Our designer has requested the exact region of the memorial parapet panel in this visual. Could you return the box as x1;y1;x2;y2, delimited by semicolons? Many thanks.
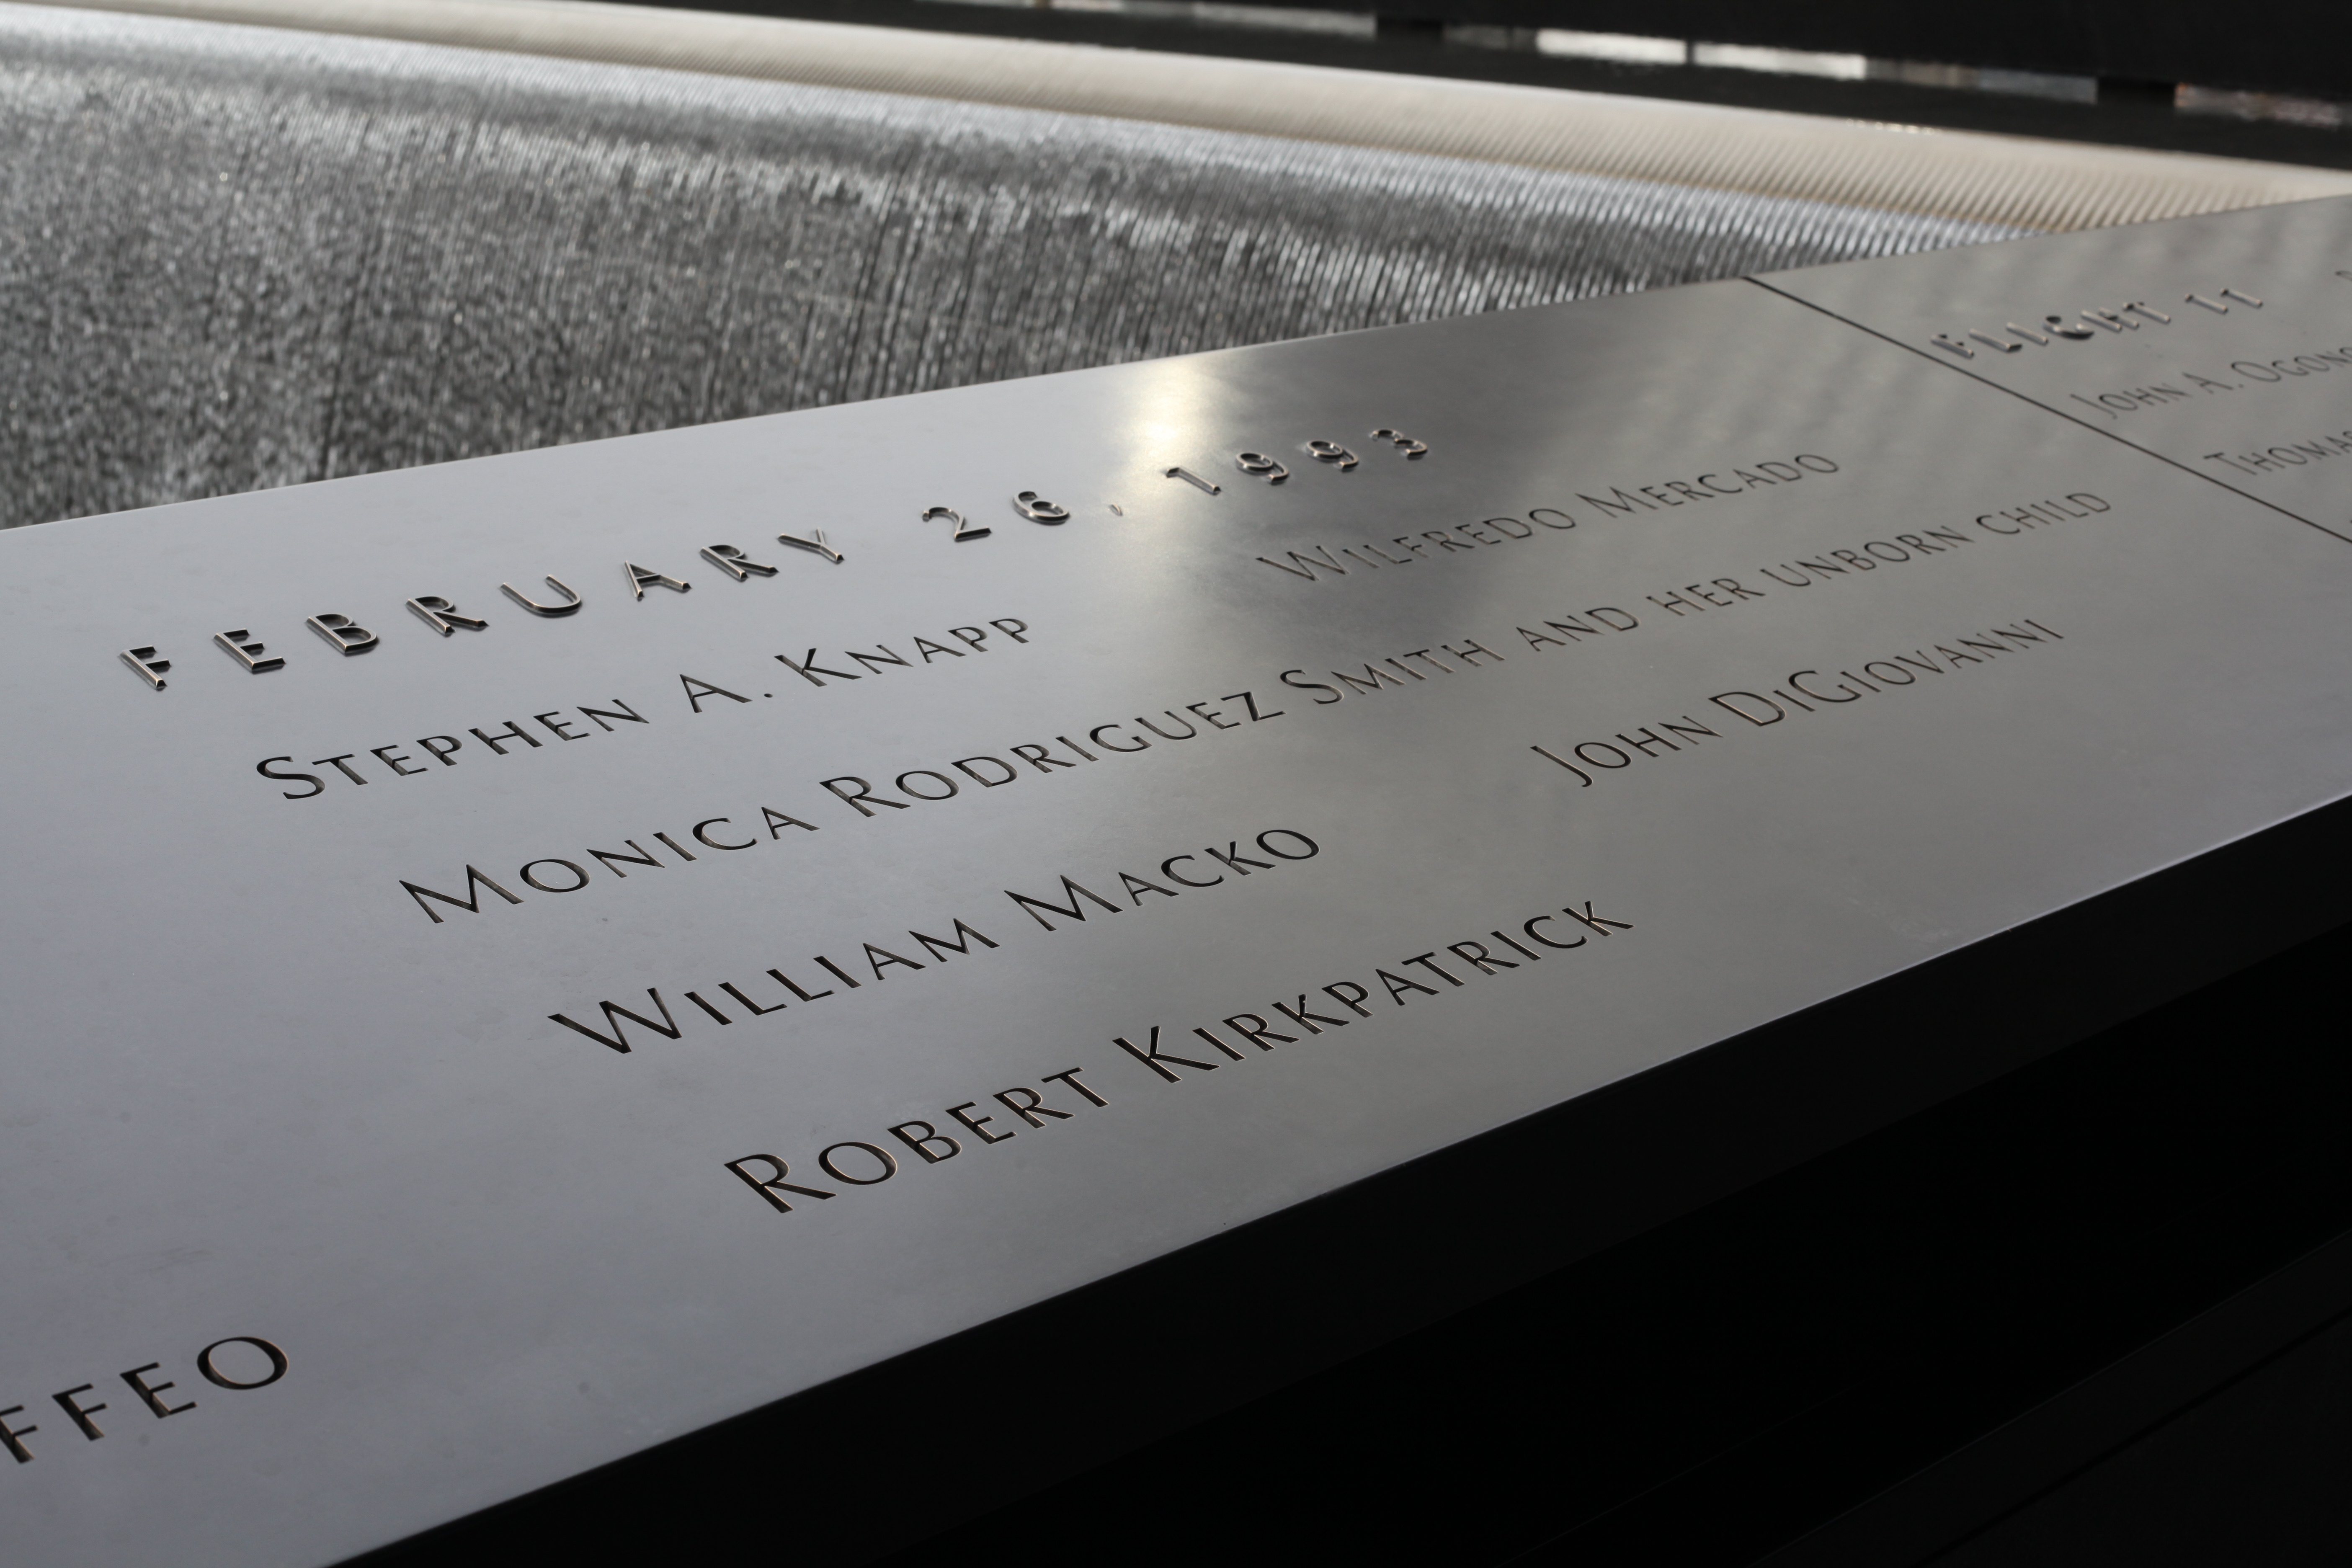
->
1758;196;2352;541
4;200;2352;1567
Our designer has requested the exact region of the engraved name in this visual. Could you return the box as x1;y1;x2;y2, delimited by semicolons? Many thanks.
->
2066;347;2352;420
1532;619;2066;787
543;829;1322;1054
258;618;1033;800
722;895;1632;1219
0;1336;286;1468
1257;454;1841;583
2202;427;2352;476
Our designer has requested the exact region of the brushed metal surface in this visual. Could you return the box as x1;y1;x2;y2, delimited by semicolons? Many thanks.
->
1758;197;2352;542
1;219;2350;1565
